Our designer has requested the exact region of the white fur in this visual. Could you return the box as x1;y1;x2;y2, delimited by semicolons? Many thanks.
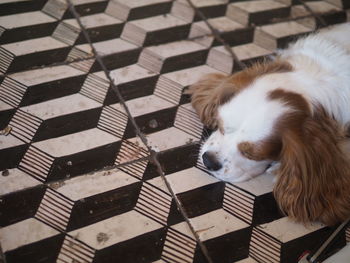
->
201;23;350;182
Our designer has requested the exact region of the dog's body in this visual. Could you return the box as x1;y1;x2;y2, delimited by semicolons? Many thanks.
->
188;23;350;225
281;23;350;124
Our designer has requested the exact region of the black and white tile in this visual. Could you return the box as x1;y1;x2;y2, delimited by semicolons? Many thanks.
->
1;0;349;262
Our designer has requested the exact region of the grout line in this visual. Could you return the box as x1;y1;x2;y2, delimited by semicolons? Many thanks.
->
0;1;340;262
296;0;328;27
65;1;333;263
148;152;215;263
67;1;151;152
0;56;93;77
185;0;246;71
0;6;329;79
66;1;214;263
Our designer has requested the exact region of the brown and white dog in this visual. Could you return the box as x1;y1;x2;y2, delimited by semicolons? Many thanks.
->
188;23;350;225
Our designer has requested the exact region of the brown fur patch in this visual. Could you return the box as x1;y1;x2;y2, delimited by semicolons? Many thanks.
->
230;59;293;95
236;88;304;162
270;89;350;225
238;139;282;161
187;60;293;128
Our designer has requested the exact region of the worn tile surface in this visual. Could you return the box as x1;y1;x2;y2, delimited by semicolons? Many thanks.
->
0;0;349;262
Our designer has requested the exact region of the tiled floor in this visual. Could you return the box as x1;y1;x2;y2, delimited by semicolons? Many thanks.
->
0;0;349;263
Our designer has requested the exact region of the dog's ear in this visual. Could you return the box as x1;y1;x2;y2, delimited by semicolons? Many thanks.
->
274;109;350;225
186;73;237;128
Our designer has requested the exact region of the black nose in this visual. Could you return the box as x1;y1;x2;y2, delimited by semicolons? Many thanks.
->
202;151;222;171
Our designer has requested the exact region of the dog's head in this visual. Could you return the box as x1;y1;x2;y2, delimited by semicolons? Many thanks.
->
187;61;293;182
188;60;350;225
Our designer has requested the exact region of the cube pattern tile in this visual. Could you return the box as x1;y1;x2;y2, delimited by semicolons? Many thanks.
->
0;0;349;263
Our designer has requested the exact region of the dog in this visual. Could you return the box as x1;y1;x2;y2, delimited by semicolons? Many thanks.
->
187;23;350;225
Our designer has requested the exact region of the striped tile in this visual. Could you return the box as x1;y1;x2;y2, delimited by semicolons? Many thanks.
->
249;228;281;263
8;109;42;143
174;104;203;139
18;146;54;182
42;0;68;19
35;187;75;231
161;227;196;263
56;235;95;263
97;106;128;139
135;182;172;224
52;21;81;46
0;77;27;107
223;184;255;224
79;73;110;103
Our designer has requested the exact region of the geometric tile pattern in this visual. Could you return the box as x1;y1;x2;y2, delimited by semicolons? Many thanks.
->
1;0;349;262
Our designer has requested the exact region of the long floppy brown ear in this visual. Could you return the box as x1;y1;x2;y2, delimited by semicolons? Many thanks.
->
274;108;350;225
186;73;238;128
186;73;229;128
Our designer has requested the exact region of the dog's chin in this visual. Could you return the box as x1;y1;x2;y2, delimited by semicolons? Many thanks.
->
208;168;262;183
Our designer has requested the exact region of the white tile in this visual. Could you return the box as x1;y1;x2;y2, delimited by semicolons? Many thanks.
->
0;218;59;252
2;37;68;56
112;95;174;117
109;64;156;85
146;176;169;193
229;0;286;12
93;38;138;56
130;14;188;32
151;260;167;263
21;94;101;120
259;21;311;38
190;209;249;241
69;210;163;249
54;169;138;201
0;134;24;150
0;168;41;195
0;0;30;3
162;65;222;87
235;258;258;263
0;101;13;111
178;0;228;7
33;128;119;157
146;127;198;151
145;40;206;58
10;65;85;86
258;217;324;243
234;172;274;196
291;2;341;27
171;221;194;237
166;167;219;194
193;16;244;35
0;11;56;29
65;13;122;29
74;43;94;54
233;43;272;60
71;0;105;4
125;95;173;116
141;41;207;72
93;71;108;80
324;243;350;263
306;1;341;13
115;0;172;8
